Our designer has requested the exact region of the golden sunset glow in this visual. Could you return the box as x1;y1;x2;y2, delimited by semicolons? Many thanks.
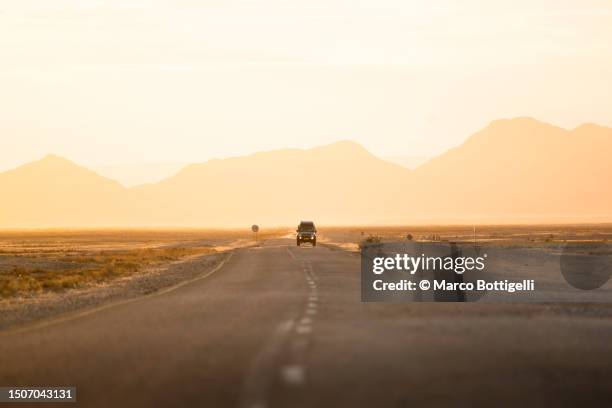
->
1;0;611;178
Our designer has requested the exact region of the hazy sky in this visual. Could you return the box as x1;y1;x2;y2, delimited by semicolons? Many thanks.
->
1;0;611;175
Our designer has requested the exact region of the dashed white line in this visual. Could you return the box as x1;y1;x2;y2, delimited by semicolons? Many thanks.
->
281;365;305;385
296;324;312;334
245;255;320;402
241;319;295;408
300;317;312;325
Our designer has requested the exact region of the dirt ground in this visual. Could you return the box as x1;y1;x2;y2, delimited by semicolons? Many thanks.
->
319;224;612;248
0;228;285;329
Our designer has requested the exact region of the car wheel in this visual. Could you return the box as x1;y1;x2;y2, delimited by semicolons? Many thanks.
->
297;240;301;246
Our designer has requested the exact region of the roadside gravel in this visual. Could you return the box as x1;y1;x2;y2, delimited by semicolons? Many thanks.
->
0;251;230;330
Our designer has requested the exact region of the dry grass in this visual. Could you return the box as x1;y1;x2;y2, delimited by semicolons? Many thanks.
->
0;228;286;298
321;224;612;249
1;246;215;298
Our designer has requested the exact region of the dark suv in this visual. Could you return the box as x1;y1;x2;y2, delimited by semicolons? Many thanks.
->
296;221;317;246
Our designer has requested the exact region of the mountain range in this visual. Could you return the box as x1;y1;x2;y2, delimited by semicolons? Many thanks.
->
1;117;611;228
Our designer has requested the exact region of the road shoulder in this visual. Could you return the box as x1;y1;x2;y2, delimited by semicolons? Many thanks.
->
0;250;234;332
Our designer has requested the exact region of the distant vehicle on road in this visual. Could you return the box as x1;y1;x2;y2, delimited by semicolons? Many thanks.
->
296;221;317;247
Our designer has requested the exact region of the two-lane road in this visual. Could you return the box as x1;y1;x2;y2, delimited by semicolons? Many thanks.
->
2;239;612;407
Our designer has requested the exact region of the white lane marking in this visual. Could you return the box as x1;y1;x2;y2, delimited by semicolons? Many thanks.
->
268;256;319;396
305;261;317;281
281;365;305;385
241;319;295;408
279;320;296;332
300;317;312;325
296;324;312;334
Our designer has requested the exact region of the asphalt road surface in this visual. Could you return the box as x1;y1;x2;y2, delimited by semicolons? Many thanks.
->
1;238;612;407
